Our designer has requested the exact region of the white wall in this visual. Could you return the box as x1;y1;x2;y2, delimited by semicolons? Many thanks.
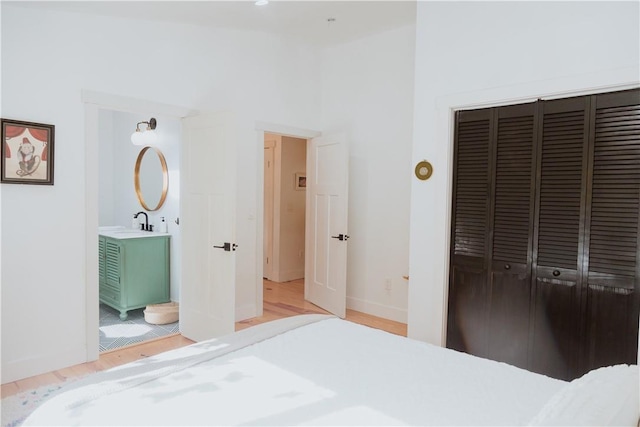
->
98;110;182;302
320;24;416;322
408;1;640;344
1;4;322;382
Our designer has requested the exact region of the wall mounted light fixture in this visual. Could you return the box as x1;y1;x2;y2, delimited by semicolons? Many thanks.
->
131;118;158;145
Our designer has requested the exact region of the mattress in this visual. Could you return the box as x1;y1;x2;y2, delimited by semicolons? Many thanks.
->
23;314;638;426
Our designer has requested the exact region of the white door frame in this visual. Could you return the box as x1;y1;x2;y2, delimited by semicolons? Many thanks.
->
253;122;320;317
263;138;276;281
83;90;193;361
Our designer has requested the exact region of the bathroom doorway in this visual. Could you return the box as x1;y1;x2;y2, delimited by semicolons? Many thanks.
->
263;133;307;305
96;108;183;352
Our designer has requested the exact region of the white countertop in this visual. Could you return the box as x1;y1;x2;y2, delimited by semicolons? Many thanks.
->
99;226;170;239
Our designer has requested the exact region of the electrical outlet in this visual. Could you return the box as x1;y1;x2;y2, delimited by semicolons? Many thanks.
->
384;278;392;293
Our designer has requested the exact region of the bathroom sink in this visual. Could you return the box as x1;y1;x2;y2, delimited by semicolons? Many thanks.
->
99;228;168;239
98;225;126;232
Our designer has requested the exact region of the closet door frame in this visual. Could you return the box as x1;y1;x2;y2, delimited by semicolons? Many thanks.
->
447;87;640;380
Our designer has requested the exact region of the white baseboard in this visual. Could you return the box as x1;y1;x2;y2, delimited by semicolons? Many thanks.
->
346;296;408;324
272;270;304;283
2;346;85;384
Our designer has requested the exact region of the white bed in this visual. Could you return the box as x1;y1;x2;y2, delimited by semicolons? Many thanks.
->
24;314;639;426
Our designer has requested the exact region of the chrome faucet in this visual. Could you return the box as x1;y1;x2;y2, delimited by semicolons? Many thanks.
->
134;211;152;231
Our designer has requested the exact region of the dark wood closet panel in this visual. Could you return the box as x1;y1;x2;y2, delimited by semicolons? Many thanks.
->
448;88;640;380
582;90;640;374
447;108;492;359
530;96;589;380
487;103;536;370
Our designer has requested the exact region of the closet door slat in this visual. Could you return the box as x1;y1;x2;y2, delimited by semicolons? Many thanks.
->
453;119;491;258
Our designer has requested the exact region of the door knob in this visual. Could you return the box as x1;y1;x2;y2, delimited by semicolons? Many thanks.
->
213;242;238;252
331;234;350;241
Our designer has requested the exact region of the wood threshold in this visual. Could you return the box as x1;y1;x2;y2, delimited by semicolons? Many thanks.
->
98;332;183;355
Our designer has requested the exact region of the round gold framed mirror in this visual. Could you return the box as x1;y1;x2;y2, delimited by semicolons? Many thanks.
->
134;146;168;211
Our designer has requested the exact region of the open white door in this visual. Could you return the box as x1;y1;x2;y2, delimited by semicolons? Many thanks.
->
305;135;349;318
180;111;236;342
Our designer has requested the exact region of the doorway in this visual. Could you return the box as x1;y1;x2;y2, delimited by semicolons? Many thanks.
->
96;107;183;352
263;133;307;307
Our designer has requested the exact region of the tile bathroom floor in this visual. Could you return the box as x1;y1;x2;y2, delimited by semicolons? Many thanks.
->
99;303;179;352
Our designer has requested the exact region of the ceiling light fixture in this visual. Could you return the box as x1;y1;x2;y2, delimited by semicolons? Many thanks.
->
255;0;269;6
131;118;158;145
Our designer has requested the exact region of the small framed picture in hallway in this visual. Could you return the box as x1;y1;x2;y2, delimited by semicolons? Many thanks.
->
295;172;306;190
1;118;55;185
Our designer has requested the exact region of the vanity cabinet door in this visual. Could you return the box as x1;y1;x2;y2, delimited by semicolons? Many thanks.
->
104;240;122;292
101;239;123;309
121;237;170;308
98;236;106;287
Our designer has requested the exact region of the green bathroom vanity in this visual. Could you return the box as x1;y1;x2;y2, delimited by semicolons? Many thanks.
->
99;229;170;321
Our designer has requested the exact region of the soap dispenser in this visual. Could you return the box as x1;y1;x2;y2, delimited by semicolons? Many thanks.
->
160;217;168;233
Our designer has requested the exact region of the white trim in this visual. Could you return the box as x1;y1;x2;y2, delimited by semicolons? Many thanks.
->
83;90;193;363
255;130;265;317
81;90;196;119
2;347;85;384
255;121;320;139
84;104;100;363
435;66;639;112
346;296;407;324
254;122;319;318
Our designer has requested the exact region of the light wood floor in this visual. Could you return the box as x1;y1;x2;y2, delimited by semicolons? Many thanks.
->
1;279;406;398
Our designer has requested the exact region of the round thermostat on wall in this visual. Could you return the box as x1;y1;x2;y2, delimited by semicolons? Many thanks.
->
415;160;433;180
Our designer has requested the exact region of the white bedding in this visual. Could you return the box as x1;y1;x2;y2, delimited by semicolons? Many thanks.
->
23;315;637;426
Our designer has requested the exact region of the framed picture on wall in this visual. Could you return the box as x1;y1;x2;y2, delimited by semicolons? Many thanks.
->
1;118;55;185
295;172;306;190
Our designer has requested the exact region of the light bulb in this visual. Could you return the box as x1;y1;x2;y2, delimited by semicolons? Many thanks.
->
131;130;145;145
143;130;158;145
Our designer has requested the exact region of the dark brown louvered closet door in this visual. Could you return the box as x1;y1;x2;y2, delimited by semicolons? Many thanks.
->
583;89;640;374
530;97;589;381
447;88;640;381
447;109;492;358
487;103;536;369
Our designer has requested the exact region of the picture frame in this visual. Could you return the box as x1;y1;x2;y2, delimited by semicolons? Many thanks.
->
295;172;306;190
1;118;55;185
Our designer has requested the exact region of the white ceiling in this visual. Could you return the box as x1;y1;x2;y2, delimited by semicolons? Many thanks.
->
10;1;417;47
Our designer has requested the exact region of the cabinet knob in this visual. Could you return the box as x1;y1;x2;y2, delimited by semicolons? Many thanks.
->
553;270;561;277
504;264;511;270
